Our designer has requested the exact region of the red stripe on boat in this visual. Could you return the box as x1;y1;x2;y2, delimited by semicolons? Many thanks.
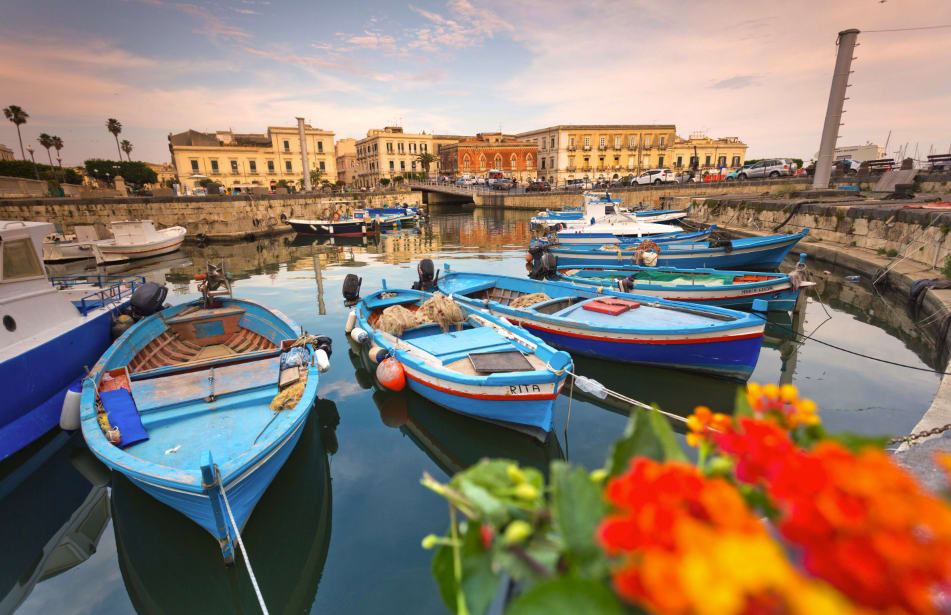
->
511;321;763;344
405;372;558;401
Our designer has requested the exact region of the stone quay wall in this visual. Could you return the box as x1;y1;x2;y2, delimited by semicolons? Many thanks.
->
0;191;422;241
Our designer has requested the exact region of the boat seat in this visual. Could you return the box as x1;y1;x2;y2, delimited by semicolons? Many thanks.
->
365;292;420;311
164;306;246;325
192;344;237;361
410;326;515;365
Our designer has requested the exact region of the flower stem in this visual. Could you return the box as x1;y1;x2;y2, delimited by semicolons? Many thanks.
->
449;504;469;615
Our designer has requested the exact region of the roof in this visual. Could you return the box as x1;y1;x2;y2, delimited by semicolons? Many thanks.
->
168;130;218;147
516;124;677;136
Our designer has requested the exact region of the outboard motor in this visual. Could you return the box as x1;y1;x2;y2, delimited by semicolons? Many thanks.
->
312;335;333;358
708;237;733;252
130;282;168;318
617;275;637;293
528;251;558;280
412;259;437;291
342;274;362;305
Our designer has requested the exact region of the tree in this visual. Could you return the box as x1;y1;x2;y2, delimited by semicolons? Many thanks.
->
51;135;63;166
84;159;157;186
392;175;405;185
416;152;437;176
0;160;82;184
380;177;391;188
120;139;133;161
310;167;325;188
106;118;123;160
38;133;54;166
3;105;29;159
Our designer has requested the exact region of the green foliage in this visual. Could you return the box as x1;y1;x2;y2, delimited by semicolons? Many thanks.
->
84;159;157;186
432;523;499;615
506;577;626;615
942;255;951;279
605;408;684;477
792;158;803;169
0;159;82;184
380;178;391;187
549;462;606;576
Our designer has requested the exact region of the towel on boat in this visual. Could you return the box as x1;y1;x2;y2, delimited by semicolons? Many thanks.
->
99;388;149;448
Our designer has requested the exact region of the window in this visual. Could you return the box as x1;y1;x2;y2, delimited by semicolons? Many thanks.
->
411;161;416;171
283;140;290;152
285;160;292;172
400;161;405;171
659;136;666;148
510;154;518;169
249;160;256;173
494;154;502;168
689;156;699;167
320;161;326;170
210;160;219;173
386;142;393;153
628;155;635;168
541;158;546;169
410;143;416;153
463;155;470;170
231;160;239;174
389;160;394;170
658;156;664;166
373;143;377;152
398;143;404;154
422;143;428;153
190;160;199;172
437;144;442;153
526;154;533;169
630;135;637;148
550;137;555;148
717;156;727;167
569;136;575;148
644;136;652;148
614;136;621;149
705;155;711;166
599;136;606;148
2;238;43;280
583;136;590;148
732;156;741;167
479;154;487;170
549;157;554;169
317;141;323;153
267;160;275;172
676;156;683;168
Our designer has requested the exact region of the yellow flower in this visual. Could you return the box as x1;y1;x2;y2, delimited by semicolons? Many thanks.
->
514;483;539;501
506;464;527;484
503;520;532;544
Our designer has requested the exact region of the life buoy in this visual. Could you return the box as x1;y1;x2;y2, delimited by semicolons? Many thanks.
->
333;212;341;222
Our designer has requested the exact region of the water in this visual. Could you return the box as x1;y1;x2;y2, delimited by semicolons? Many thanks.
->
2;206;941;614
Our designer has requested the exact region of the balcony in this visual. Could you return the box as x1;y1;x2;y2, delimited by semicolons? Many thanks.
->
613;145;622;151
582;165;591;172
627;164;635;170
583;145;591;151
210;170;220;175
566;165;576;171
597;145;607;151
567;145;576;151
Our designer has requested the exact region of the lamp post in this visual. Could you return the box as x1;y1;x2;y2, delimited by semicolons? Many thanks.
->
56;156;63;182
26;145;39;179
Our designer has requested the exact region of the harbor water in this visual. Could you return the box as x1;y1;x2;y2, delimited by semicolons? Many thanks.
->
2;206;942;615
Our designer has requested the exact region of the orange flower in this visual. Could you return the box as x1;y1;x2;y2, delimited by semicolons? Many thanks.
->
686;405;732;447
746;382;820;430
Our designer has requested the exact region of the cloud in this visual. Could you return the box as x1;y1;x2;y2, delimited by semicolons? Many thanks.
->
404;0;512;51
346;31;397;50
710;75;759;89
231;7;259;15
128;0;252;40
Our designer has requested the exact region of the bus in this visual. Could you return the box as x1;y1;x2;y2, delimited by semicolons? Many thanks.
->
487;169;505;185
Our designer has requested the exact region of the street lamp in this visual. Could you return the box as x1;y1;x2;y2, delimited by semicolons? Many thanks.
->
26;145;39;180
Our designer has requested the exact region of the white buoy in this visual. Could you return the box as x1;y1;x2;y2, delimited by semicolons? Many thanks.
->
367;344;384;364
344;311;357;334
350;327;368;344
59;381;82;430
315;349;331;372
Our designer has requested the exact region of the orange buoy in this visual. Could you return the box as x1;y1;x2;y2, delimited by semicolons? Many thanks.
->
376;357;406;391
525;253;533;262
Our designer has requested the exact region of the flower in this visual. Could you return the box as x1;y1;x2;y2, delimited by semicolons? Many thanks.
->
686;405;732;447
503;520;532;545
746;382;820;429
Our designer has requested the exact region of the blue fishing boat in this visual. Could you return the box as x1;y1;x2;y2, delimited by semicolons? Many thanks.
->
551;226;714;246
353;207;421;228
348;282;572;440
434;266;765;380
533;229;810;269
542;257;813;311
79;265;332;563
0;221;143;461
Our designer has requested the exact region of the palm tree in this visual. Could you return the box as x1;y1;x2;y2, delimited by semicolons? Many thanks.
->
120;139;133;161
51;136;63;167
416;152;437;177
3;105;29;159
38;133;54;166
106;118;123;160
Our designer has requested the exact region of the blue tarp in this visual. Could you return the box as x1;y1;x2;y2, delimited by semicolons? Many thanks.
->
100;389;149;448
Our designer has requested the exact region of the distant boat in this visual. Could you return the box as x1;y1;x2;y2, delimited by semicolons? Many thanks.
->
353;207;421;228
287;215;379;236
88;220;187;264
551;226;714;246
436;267;765;380
80;267;330;562
349;284;572;440
42;225;104;262
533;229;810;269
553;196;683;241
0;220;138;460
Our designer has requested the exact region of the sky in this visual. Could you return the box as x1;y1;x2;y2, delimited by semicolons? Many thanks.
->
1;0;949;166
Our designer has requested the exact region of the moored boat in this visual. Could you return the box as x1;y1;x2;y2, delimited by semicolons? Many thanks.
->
89;220;187;265
347;282;572;440
353;207;421;228
551;226;714;246
434;265;765;380
287;216;379;236
533;229;810;269
79;265;332;562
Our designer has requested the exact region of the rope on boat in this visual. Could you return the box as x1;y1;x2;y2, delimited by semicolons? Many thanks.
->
560;368;688;425
218;475;270;615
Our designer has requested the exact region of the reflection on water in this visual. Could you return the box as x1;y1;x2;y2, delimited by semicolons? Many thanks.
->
4;206;944;614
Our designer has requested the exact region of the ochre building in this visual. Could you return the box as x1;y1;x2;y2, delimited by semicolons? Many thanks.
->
335;138;357;186
439;132;538;181
355;127;465;188
669;134;748;172
168;125;336;192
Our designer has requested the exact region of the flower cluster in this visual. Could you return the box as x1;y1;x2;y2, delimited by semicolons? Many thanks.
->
685;405;732;447
597;458;850;614
745;382;820;429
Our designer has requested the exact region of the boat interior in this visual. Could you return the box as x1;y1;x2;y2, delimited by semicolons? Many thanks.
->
560;269;781;287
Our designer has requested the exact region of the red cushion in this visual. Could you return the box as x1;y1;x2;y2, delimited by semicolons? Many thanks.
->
582;298;640;315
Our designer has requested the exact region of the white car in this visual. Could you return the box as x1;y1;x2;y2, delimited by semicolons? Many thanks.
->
455;175;475;186
474;176;487;185
633;169;677;185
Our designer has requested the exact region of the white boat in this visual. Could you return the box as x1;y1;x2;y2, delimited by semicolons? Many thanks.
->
42;225;104;262
555;198;683;244
90;220;186;264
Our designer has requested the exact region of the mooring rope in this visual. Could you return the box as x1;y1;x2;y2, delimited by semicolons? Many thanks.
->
218;476;269;615
564;369;688;425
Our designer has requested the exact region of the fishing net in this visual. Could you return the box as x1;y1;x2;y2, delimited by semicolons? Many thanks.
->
377;305;417;336
415;292;465;332
270;371;308;410
510;292;550;308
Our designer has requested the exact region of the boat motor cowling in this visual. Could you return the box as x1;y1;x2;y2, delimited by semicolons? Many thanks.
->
342;274;362;304
528;251;558;280
412;259;437;291
130;282;168;318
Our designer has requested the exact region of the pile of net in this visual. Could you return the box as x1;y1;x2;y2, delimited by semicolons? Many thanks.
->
270;372;308;410
377;305;418;336
416;292;465;332
510;293;550;308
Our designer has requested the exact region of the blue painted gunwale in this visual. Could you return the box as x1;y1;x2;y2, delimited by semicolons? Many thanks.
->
553;227;713;245
79;297;319;555
539;229;809;269
553;265;803;311
435;270;765;380
353;287;572;437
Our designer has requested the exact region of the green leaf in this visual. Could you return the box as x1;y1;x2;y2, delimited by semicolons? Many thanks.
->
605;411;663;477
826;431;891;452
432;524;503;615
550;462;606;575
505;576;627;615
457;478;508;526
432;541;459;613
734;386;753;417
648;406;688;463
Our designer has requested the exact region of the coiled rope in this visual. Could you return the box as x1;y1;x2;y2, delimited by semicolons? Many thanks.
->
218;473;269;615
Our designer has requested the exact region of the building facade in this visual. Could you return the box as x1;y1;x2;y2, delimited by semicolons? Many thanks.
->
168;124;336;192
439;132;538;180
812;142;887;163
145;162;177;186
335;138;357;185
669;134;748;172
0;144;14;161
354;127;467;187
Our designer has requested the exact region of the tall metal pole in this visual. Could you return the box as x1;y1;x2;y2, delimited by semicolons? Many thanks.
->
813;28;859;189
298;117;312;192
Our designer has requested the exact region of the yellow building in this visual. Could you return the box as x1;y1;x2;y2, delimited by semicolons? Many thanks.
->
669;133;748;172
354;127;466;188
0;144;14;161
335;138;357;185
145;162;177;187
168;124;336;192
516;124;677;185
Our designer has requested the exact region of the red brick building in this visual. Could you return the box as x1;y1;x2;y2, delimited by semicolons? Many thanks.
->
439;132;538;180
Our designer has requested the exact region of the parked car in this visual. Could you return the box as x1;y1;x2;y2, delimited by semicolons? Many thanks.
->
725;164;752;181
735;159;797;180
492;178;515;190
565;178;592;190
676;171;698;183
455;175;475;186
526;180;551;192
834;159;861;175
474;176;487;185
633;169;677;185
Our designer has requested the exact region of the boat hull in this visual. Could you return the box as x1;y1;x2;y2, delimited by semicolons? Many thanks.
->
42;242;97;262
92;230;186;264
553;228;712;245
287;219;377;236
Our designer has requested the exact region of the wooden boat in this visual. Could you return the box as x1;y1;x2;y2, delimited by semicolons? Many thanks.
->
353;207;421;228
533;205;688;227
435;266;765;380
80;267;330;562
287;216;378;236
90;220;187;264
533;229;810;269
42;225;103;262
552;226;713;246
350;284;572;440
549;257;814;311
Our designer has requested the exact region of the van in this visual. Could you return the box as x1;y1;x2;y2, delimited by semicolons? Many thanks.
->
487;169;505;185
